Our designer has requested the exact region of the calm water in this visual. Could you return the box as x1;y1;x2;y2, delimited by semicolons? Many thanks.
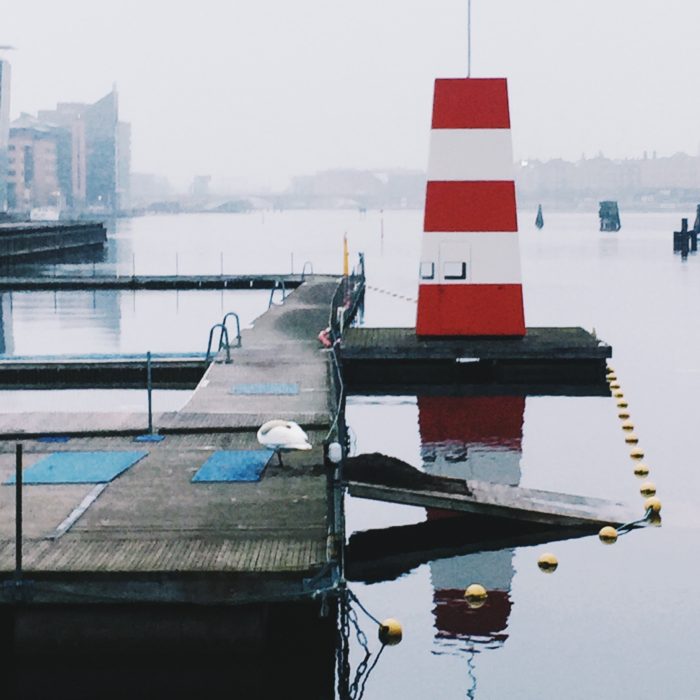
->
5;210;700;698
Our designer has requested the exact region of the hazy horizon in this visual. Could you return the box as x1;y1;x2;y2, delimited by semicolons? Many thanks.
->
3;1;700;188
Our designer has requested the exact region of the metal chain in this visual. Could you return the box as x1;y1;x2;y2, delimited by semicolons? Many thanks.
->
365;283;417;304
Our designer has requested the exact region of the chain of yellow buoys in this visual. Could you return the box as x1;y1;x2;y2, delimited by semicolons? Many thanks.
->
463;363;664;604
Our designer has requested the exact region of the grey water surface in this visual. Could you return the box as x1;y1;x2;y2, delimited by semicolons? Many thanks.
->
4;209;698;698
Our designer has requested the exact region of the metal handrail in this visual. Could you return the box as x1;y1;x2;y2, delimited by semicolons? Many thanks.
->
268;278;288;307
221;311;242;348
205;323;232;363
301;261;314;281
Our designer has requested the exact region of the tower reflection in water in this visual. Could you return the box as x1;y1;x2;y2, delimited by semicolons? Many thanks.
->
418;396;525;660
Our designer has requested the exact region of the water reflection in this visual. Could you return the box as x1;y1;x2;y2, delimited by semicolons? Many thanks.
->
345;390;608;697
419;396;523;655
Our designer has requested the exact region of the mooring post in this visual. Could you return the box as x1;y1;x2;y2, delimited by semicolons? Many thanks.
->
14;443;22;582
146;351;153;434
681;218;689;259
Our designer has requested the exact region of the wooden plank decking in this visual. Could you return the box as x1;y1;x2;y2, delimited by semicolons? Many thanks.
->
0;276;344;604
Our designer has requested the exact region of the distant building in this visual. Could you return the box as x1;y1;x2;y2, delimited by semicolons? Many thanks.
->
117;121;131;211
37;103;87;210
190;175;211;200
130;172;173;208
84;89;118;211
7;114;60;210
0;60;10;211
30;87;129;214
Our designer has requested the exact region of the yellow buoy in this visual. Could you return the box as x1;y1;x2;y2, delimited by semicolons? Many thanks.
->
618;410;631;419
464;583;488;608
616;399;629;409
633;463;650;478
648;512;662;527
598;526;618;544
639;481;657;497
644;496;662;513
624;433;639;444
609;382;621;390
613;391;624;398
537;552;558;573
378;618;403;646
630;447;644;460
621;420;634;431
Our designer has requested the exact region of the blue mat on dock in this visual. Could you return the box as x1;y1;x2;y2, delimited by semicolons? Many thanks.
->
4;451;147;485
230;383;299;395
191;450;272;483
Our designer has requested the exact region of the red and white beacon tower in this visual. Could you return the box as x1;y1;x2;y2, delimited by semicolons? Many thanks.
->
416;78;526;336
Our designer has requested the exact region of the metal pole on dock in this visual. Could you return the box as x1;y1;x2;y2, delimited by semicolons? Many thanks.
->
15;443;22;581
146;351;153;434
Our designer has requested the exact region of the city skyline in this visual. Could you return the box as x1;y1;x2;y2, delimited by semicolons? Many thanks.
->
2;0;700;189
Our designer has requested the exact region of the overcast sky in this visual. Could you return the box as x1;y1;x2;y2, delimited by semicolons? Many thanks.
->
3;0;699;188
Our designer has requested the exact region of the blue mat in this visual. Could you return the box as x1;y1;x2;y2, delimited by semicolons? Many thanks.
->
134;434;166;443
37;436;70;443
192;450;272;483
5;451;147;485
230;383;299;395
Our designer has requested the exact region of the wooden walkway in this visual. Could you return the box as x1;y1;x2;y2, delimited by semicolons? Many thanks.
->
0;274;304;291
0;354;206;389
0;276;344;604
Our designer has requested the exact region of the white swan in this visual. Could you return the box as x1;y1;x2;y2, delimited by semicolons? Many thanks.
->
257;419;312;466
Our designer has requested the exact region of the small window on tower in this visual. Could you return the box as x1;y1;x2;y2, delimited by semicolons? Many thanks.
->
419;262;435;280
443;261;467;280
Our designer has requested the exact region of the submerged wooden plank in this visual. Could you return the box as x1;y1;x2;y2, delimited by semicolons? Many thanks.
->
347;479;635;528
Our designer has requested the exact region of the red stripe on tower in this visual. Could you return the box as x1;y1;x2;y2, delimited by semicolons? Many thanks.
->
416;78;525;336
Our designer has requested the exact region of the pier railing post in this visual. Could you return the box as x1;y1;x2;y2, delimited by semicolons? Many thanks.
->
14;443;22;582
146;351;153;434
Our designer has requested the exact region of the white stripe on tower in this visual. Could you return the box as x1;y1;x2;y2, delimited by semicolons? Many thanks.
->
416;78;526;336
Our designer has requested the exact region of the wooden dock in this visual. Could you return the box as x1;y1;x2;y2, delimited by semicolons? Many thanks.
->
0;274;304;291
0;268;625;619
0;221;106;260
0;276;346;606
0;353;206;389
341;326;611;387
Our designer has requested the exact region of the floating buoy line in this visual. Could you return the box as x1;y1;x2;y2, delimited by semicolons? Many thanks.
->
464;362;663;608
341;368;662;679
